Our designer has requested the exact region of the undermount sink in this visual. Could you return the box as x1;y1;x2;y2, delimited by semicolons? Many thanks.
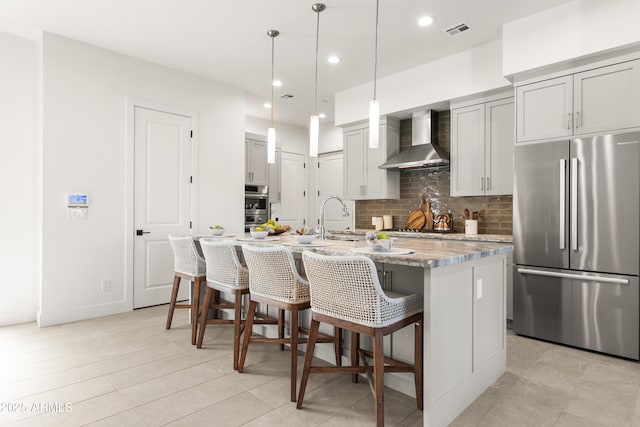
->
325;234;361;242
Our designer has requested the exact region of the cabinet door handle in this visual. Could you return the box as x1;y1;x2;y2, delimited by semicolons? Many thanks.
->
486;177;491;191
567;113;572;130
363;185;366;196
480;177;484;191
575;111;581;129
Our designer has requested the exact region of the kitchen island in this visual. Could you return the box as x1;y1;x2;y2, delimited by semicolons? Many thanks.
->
202;233;512;427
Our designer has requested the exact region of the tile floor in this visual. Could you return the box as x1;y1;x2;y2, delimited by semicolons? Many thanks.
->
0;305;639;426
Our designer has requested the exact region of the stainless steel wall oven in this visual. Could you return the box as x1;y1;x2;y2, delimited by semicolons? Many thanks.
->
245;184;269;231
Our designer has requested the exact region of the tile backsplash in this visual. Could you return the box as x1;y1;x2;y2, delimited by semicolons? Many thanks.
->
355;112;513;234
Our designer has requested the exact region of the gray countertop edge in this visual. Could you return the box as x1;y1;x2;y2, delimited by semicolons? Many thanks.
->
329;229;513;243
308;244;513;268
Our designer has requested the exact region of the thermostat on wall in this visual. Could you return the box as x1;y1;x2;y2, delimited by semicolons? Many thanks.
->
68;193;89;207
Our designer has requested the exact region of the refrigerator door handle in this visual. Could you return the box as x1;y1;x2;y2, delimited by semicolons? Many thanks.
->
559;159;566;250
571;158;578;251
517;268;629;285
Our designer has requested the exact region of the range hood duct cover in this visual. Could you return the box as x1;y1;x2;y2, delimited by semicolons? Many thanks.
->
379;110;449;171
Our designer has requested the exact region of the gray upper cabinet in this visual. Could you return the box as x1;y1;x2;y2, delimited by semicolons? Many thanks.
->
515;76;573;143
245;139;268;185
451;97;514;196
343;118;400;200
516;59;640;143
574;59;640;135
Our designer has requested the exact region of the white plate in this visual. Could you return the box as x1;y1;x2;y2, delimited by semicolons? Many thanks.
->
282;241;332;247
235;236;281;242
350;247;414;255
208;234;235;238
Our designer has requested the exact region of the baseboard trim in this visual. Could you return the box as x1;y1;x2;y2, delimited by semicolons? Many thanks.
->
0;308;38;326
37;300;130;327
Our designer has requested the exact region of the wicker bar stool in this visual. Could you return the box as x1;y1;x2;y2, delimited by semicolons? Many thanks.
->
167;235;207;345
197;239;278;370
299;251;424;427
239;244;342;402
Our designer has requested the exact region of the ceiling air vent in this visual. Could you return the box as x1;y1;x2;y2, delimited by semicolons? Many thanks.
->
280;93;294;99
444;22;470;37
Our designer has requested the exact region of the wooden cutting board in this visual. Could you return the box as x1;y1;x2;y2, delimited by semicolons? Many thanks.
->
407;209;426;229
422;200;433;230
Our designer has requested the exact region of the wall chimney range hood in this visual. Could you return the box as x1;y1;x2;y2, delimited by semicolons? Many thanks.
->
379;110;449;171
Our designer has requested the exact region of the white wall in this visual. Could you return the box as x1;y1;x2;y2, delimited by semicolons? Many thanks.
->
39;33;245;326
503;0;640;77
335;40;510;126
0;32;38;325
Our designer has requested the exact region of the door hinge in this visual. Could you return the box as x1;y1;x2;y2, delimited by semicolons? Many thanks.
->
303;218;306;225
190;176;193;183
317;162;320;168
189;221;192;229
303;191;306;197
303;162;306;169
190;130;193;138
317;190;320;196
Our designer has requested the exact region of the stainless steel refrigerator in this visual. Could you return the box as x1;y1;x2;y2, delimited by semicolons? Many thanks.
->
513;131;640;360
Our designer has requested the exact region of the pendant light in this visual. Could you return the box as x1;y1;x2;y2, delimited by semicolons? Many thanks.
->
309;3;325;158
267;29;279;164
369;0;380;149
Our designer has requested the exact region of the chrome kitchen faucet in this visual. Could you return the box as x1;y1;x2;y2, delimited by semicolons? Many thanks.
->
319;195;349;241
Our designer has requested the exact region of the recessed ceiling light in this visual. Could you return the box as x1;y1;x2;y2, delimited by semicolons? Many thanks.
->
418;15;434;27
319;113;326;119
327;56;341;64
263;102;272;109
272;80;282;87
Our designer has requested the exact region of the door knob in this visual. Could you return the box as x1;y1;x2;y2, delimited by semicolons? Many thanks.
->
136;229;151;236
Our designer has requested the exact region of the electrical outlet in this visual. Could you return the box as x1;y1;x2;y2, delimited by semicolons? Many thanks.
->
101;279;111;292
477;279;483;299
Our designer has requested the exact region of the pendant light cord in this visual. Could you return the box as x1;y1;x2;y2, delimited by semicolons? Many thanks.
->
314;8;320;116
271;35;275;126
373;0;379;101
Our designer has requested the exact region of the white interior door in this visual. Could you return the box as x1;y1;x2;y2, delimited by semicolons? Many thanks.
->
317;152;352;230
277;151;306;230
134;107;192;309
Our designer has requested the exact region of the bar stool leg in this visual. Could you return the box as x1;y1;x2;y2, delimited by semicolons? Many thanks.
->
232;290;243;370
238;300;258;373
351;331;360;383
289;307;299;402
166;275;181;329
373;329;385;427
334;327;342;366
415;320;424;410
278;309;285;351
196;286;213;348
297;318;320;408
191;278;202;345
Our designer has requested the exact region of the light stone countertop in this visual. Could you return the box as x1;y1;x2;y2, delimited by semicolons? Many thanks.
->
329;228;513;243
208;233;513;269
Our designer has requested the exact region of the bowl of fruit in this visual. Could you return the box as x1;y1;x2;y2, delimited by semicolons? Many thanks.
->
294;228;316;244
261;219;290;235
365;231;394;252
209;225;225;236
250;226;269;239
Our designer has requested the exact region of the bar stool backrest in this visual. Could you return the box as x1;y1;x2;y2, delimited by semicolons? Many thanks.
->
302;251;406;328
241;244;309;304
168;235;206;276
200;239;248;289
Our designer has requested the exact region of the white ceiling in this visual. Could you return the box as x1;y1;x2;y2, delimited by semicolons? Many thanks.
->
0;0;570;127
